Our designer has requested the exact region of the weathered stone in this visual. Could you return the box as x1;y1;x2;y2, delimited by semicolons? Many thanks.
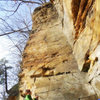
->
19;0;100;100
80;95;97;100
54;0;100;98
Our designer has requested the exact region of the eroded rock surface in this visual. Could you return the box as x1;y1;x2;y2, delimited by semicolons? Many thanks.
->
19;0;100;100
54;0;100;98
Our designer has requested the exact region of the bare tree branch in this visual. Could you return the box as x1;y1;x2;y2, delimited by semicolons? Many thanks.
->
0;21;31;36
7;1;23;17
0;30;31;36
7;35;22;54
18;0;43;5
0;18;14;31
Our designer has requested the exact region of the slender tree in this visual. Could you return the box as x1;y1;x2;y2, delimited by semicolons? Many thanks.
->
0;59;13;94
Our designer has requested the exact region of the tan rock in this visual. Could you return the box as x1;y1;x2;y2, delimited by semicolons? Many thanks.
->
19;0;100;99
54;0;100;98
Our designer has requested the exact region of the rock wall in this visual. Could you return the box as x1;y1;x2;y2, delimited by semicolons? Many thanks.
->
19;0;100;100
54;0;100;98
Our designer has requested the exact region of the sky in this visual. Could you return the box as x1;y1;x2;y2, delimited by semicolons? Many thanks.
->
0;0;39;60
0;0;35;59
0;36;12;59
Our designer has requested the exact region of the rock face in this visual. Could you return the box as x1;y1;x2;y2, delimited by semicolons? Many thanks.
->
19;0;100;100
54;0;100;98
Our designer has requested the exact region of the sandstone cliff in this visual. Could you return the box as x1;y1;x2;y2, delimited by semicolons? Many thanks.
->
54;0;100;98
18;0;100;100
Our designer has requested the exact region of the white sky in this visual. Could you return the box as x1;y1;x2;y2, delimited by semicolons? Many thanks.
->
0;37;11;59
